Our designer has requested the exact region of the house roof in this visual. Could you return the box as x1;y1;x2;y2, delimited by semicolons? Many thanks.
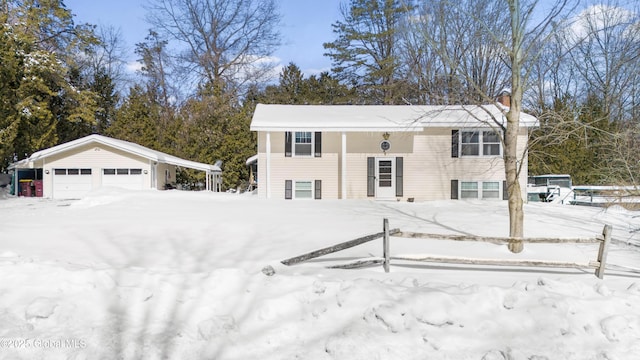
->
9;134;221;173
250;104;539;132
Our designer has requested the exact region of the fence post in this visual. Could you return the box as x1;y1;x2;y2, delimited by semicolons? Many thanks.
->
383;218;390;273
595;225;612;279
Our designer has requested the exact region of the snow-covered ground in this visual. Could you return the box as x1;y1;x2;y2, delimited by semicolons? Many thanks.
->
1;188;639;359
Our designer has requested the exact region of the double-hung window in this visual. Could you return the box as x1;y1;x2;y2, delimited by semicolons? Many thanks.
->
460;182;479;199
294;132;313;156
482;182;500;199
458;130;501;157
461;131;480;156
460;181;500;199
482;131;501;156
294;181;313;199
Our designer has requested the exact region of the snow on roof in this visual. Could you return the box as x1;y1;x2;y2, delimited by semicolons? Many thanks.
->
250;104;539;132
12;134;221;172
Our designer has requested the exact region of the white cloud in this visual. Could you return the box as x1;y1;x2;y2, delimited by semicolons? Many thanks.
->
568;4;638;41
125;61;143;74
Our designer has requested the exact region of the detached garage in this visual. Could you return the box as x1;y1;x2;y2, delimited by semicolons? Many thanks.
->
8;134;222;199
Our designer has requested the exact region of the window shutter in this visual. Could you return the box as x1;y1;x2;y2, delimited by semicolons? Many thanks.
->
314;132;322;157
315;180;322;199
367;157;375;197
451;179;459;200
285;132;292;157
395;157;403;197
451;130;459;158
285;180;292;199
503;180;509;200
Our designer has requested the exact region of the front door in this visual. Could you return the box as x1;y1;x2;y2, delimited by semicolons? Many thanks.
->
376;158;395;199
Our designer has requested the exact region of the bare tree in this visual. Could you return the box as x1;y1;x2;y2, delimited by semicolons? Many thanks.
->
406;0;574;252
145;0;282;94
91;25;130;91
563;1;640;123
400;0;511;105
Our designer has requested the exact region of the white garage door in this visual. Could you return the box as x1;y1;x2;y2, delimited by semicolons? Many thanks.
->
53;168;93;199
102;168;144;190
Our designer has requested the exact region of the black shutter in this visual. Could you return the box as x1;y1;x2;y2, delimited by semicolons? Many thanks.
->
315;180;322;199
367;157;375;197
285;180;292;199
285;132;292;157
395;157;403;197
451;179;459;200
451;130;459;158
314;132;322;157
503;180;509;200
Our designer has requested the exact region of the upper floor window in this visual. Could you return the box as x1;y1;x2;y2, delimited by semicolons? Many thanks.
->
294;132;313;156
454;130;502;157
285;131;322;157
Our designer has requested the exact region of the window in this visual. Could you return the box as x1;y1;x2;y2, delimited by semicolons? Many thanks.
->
483;131;501;156
103;169;116;175
130;169;142;175
460;181;502;199
294;181;313;199
80;169;92;175
117;168;129;175
459;130;501;156
461;131;480;156
54;169;66;175
294;132;313;156
67;169;80;175
460;182;479;199
482;182;500;199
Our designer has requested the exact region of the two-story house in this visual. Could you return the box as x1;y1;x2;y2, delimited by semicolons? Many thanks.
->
249;103;537;201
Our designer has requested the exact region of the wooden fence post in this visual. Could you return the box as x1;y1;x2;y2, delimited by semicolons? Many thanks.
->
595;224;612;279
383;218;390;273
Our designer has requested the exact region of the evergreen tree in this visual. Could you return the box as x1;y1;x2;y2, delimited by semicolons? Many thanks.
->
323;0;412;104
260;64;356;105
107;85;160;149
0;0;98;169
529;95;615;185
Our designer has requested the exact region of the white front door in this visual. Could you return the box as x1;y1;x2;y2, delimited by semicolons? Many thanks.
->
375;158;395;199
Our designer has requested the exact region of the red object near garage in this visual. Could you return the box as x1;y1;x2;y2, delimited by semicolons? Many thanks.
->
19;179;33;197
34;180;43;197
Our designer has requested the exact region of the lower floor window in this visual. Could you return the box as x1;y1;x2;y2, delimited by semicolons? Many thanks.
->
461;181;500;199
461;182;479;199
482;182;500;198
295;181;313;199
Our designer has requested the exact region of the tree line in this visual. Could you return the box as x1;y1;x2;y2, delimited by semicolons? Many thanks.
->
1;0;638;191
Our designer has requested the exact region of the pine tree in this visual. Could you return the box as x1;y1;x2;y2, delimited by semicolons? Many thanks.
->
323;0;412;104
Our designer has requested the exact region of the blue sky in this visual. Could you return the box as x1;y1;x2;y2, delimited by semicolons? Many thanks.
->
64;0;343;77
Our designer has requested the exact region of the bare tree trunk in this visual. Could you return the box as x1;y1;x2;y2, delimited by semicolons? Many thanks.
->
506;0;525;252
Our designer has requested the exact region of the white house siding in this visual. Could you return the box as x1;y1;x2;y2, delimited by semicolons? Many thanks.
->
40;143;150;198
257;127;529;201
257;132;340;199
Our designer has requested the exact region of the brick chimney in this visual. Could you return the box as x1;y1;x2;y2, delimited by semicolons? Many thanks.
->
497;89;511;107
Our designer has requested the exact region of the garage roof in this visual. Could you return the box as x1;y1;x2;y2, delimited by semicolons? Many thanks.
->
9;134;221;173
250;104;539;132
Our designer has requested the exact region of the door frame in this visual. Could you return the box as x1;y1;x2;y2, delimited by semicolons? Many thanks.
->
375;157;395;199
